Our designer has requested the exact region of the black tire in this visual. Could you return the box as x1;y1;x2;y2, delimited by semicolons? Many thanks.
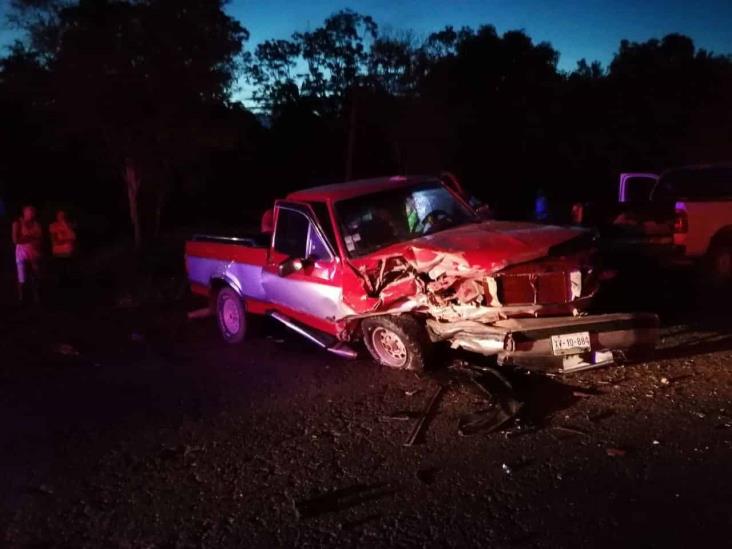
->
361;315;431;371
216;287;247;344
706;243;732;286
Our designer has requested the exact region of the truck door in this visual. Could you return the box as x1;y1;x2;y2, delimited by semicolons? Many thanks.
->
618;173;659;203
261;201;346;334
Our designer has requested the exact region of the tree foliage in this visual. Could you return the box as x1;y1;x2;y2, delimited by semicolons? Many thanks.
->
2;6;732;235
246;38;301;113
3;0;249;245
295;9;377;107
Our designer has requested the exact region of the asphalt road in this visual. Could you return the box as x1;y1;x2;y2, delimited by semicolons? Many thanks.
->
1;273;731;547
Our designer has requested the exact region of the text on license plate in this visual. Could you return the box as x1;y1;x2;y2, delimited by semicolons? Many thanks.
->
551;331;591;355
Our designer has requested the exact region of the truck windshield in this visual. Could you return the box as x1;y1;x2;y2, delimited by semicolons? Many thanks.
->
335;182;477;257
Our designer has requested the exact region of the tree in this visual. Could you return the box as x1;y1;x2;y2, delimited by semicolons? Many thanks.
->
8;3;732;224
606;33;732;169
246;38;301;115
0;41;54;205
367;32;418;96
295;9;377;111
7;0;249;248
572;58;604;81
6;0;68;63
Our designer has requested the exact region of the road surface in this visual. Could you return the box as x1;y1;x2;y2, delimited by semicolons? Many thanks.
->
1;272;730;547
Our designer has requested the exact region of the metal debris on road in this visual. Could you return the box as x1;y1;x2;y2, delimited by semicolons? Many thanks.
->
404;384;446;446
458;404;519;436
381;411;417;422
457;364;523;437
502;420;541;439
399;361;524;444
552;425;588;436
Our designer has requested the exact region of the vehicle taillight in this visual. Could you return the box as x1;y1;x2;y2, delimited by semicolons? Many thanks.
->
674;209;688;234
673;208;688;248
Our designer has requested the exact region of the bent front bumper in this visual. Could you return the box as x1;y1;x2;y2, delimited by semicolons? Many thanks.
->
427;312;659;373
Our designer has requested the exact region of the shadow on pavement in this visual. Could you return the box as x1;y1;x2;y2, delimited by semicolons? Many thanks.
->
294;482;399;520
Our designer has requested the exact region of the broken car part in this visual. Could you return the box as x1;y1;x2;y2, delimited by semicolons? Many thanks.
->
399;363;524;444
427;313;659;373
404;384;446;447
456;365;524;436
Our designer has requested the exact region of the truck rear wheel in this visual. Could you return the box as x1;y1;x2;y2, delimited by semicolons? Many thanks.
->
706;243;732;286
216;287;247;344
362;315;431;371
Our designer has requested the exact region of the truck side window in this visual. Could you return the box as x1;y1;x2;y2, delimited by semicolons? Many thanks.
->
307;201;338;251
274;208;309;258
307;224;331;261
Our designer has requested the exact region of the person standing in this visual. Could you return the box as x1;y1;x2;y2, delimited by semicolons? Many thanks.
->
570;201;585;225
49;210;76;259
534;189;549;223
49;210;77;293
12;205;43;303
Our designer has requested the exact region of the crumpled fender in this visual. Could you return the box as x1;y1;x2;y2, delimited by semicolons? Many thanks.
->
336;223;595;339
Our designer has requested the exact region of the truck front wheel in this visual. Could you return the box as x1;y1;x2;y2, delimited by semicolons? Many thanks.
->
362;315;431;371
216;287;247;344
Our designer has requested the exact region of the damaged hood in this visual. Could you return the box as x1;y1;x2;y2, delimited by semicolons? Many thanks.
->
361;221;588;276
339;220;593;323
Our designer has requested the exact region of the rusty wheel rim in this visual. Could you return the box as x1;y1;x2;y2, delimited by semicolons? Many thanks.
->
371;327;408;368
221;296;241;335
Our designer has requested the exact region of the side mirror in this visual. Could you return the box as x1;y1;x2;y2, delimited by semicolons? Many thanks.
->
476;204;493;221
278;257;304;277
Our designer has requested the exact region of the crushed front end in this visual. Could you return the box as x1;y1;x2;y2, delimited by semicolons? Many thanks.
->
344;226;659;374
420;233;658;373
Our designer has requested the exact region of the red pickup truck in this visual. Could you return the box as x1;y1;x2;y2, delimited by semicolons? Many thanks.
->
185;176;658;373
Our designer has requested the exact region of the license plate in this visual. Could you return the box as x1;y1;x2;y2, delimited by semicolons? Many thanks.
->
551;331;591;355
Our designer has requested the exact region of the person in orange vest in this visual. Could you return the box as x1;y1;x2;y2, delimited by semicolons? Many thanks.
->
49;210;76;258
12;205;43;303
570;201;585;225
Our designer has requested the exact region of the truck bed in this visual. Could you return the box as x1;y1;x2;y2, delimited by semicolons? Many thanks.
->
185;233;270;298
190;233;271;247
594;200;675;257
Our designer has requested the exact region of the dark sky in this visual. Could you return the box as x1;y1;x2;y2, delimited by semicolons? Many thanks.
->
231;0;732;70
1;1;731;69
2;0;731;102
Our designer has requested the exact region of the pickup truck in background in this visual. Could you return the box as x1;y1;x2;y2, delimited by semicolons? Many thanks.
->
185;175;658;373
605;164;732;284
